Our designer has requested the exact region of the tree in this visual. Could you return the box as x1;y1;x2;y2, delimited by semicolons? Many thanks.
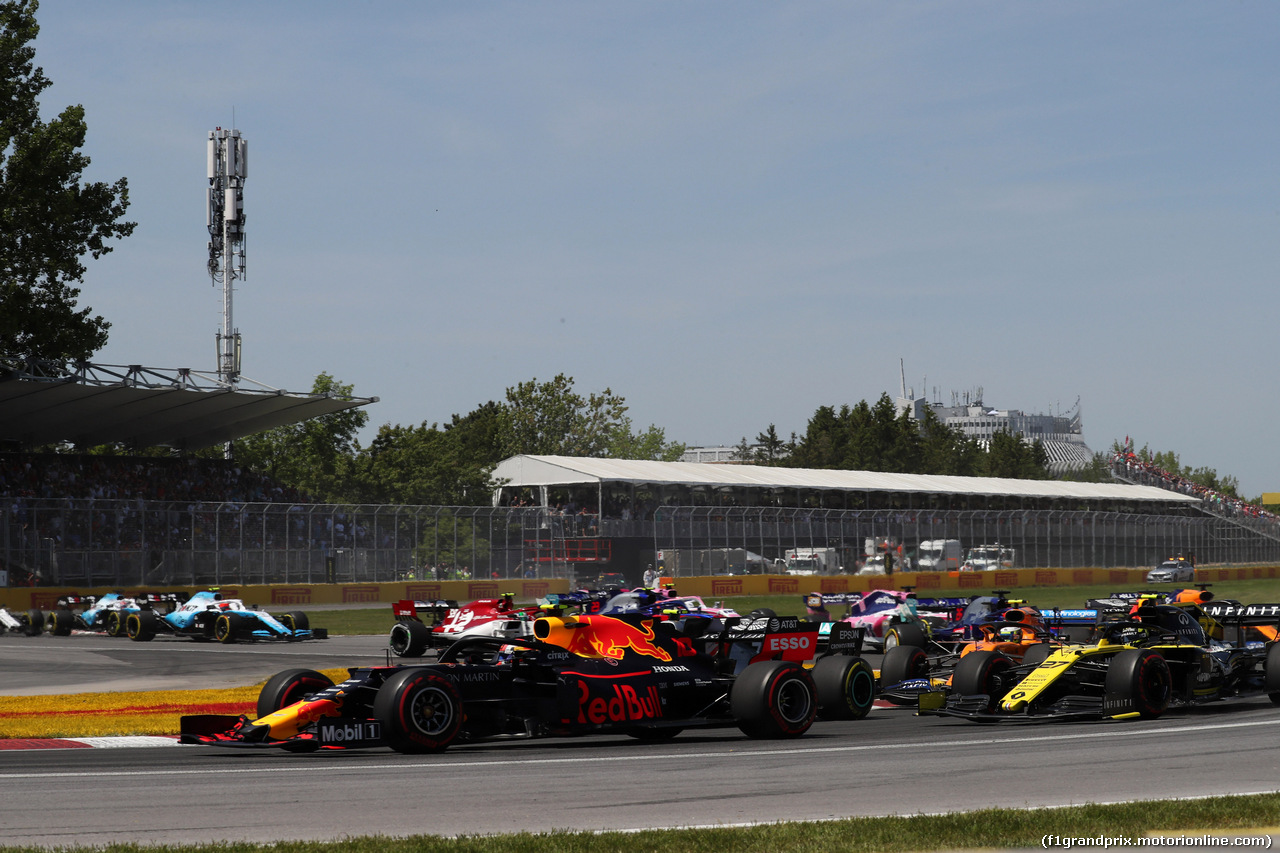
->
501;374;681;460
0;0;135;362
231;373;368;502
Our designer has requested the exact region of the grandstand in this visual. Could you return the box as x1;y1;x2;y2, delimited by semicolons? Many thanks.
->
4;357;1280;590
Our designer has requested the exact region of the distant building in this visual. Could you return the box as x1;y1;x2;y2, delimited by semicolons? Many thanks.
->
897;384;1094;475
679;446;746;464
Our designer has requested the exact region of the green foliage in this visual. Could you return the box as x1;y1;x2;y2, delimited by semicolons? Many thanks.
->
782;393;1009;477
0;0;135;362
500;373;682;460
231;373;368;502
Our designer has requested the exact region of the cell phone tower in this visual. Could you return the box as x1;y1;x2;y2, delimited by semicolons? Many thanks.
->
206;127;247;385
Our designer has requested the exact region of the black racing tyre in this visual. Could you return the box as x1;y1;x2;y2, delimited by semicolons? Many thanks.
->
1020;643;1053;669
747;608;777;620
1105;648;1171;719
626;727;684;741
214;612;243;644
1266;643;1280;706
730;660;817;738
373;668;465;754
389;620;432;658
126;610;158;641
951;650;1014;713
104;611;128;638
883;621;928;650
880;645;930;689
280;611;310;632
24;609;43;636
812;655;876;720
46;609;74;636
257;669;336;719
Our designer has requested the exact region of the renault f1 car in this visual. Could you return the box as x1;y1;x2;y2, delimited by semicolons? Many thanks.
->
919;598;1280;721
181;610;875;754
125;590;325;643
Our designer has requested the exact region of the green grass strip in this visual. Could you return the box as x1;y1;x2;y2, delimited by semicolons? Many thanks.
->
1;794;1277;852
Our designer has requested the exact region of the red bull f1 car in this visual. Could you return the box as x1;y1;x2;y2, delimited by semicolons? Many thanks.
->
181;610;874;753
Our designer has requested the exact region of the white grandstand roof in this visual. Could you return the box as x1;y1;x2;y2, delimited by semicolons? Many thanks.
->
491;455;1199;504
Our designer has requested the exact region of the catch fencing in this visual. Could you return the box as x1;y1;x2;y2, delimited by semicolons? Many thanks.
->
651;506;1280;574
3;498;1278;588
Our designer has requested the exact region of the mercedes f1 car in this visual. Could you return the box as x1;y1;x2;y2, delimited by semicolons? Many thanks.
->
181;610;875;753
919;598;1280;721
125;590;325;643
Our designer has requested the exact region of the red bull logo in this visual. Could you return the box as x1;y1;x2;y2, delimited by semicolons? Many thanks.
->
577;680;663;724
535;615;672;662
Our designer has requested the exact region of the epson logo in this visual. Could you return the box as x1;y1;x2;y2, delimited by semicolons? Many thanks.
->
319;720;382;743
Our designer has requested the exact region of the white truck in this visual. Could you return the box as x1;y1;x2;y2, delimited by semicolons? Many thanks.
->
962;544;1016;572
915;539;963;572
783;547;842;575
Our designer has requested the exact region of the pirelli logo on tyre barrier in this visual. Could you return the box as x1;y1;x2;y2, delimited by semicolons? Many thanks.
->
6;566;1280;609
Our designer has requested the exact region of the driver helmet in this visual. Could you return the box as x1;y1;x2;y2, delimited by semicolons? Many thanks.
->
998;625;1021;642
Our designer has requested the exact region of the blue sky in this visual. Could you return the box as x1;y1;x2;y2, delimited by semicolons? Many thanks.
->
29;2;1280;495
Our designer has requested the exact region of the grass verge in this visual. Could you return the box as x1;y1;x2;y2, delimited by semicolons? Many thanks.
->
0;795;1277;852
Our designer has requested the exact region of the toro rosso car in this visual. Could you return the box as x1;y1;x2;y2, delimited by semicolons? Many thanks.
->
126;590;325;643
181;610;875;754
919;598;1280;721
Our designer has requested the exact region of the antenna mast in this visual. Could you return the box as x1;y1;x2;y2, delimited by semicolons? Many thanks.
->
207;127;247;385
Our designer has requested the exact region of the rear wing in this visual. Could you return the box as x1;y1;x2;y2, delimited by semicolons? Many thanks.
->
391;599;458;623
1200;602;1280;626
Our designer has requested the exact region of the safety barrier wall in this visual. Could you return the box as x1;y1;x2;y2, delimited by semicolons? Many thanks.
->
5;566;1280;610
0;578;574;611
657;565;1280;599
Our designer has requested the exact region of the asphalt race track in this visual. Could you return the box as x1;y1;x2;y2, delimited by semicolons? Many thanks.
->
3;634;1280;848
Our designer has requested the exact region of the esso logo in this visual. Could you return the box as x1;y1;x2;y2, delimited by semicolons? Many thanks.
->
767;635;812;653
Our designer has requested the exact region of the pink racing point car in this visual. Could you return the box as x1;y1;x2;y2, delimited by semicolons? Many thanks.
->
806;589;931;651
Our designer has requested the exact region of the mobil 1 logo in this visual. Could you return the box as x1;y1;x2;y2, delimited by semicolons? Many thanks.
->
318;718;384;747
